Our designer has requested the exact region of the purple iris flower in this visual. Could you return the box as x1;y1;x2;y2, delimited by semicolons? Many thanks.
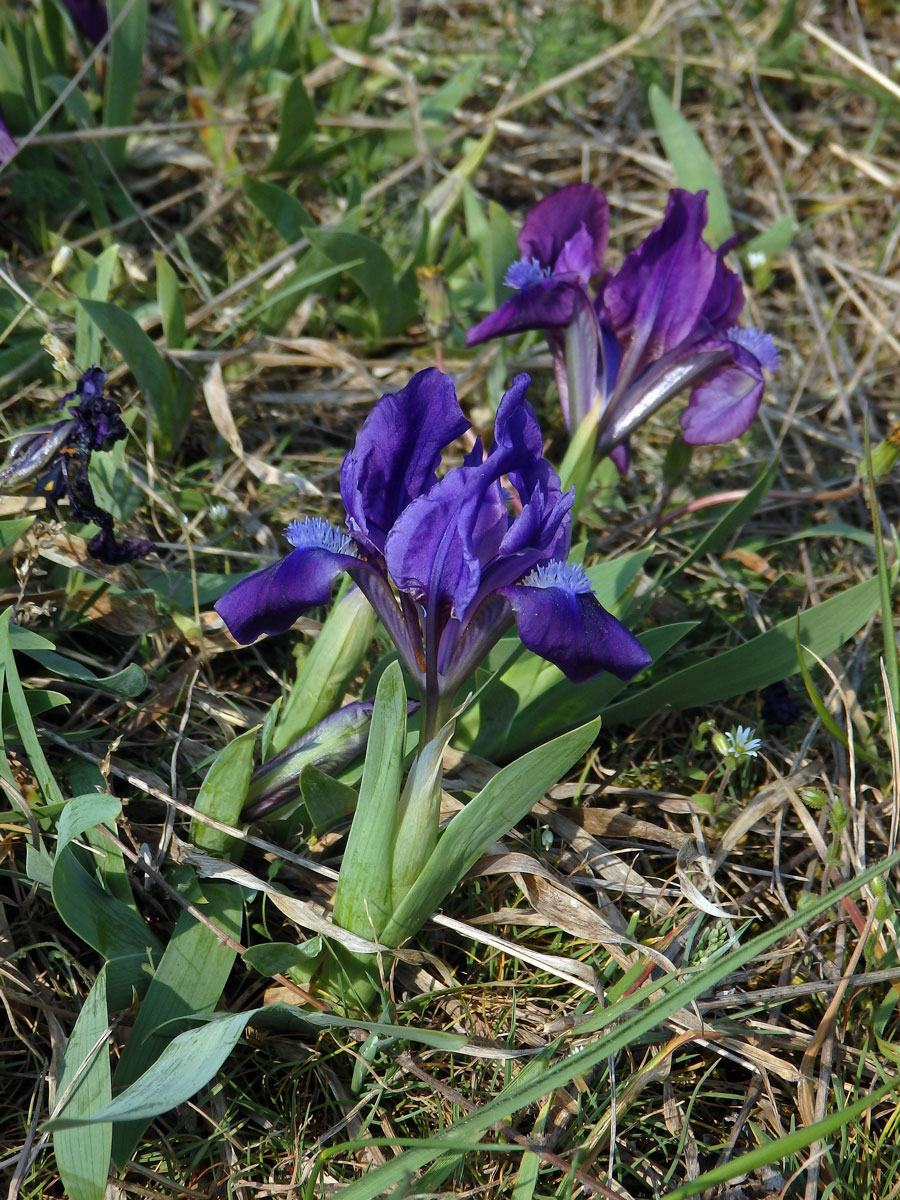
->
62;0;109;45
466;184;608;344
0;367;152;565
467;186;779;467
215;369;650;735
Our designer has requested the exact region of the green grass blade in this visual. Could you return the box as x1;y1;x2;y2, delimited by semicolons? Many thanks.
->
380;718;601;947
76;244;119;368
794;622;882;767
0;608;65;806
155;252;186;349
274;585;376;751
671;459;778;577
53;964;111;1200
304;228;417;338
648;83;734;247
330;845;900;1199
48;1010;255;1128
47;1006;470;1130
659;1075;899;1200
102;0;148;171
189;725;257;860
332;660;405;939
51;794;161;1008
604;573;884;723
19;648;146;698
110;879;243;1166
865;423;900;716
266;73;316;172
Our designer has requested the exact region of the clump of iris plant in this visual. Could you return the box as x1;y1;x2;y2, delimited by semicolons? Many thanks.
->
215;369;650;988
215;368;650;739
466;185;780;472
0;367;152;565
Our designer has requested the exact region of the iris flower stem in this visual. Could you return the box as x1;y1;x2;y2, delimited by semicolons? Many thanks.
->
422;605;442;743
563;308;599;435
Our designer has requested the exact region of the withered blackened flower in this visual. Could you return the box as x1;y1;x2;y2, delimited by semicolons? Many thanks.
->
0;367;152;565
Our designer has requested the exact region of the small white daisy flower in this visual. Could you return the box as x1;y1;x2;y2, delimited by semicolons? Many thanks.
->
721;725;762;761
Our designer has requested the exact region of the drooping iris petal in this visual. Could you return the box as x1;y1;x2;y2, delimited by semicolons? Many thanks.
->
679;341;765;444
43;451;152;565
466;276;585;346
215;519;357;644
519;184;609;281
340;368;469;556
502;562;651;684
602;190;743;381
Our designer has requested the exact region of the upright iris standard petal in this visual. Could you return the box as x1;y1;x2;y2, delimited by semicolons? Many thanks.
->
518;184;609;282
467;185;608;349
384;375;571;626
385;464;491;620
340;368;469;556
502;562;651;685
215;519;358;644
601;190;734;380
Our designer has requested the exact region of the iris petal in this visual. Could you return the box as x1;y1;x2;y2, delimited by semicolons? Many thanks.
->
503;573;651;684
61;0;109;44
679;343;765;444
519;184;609;280
466;276;584;347
0;110;15;167
215;542;356;644
601;190;745;382
385;374;572;623
340;368;469;556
